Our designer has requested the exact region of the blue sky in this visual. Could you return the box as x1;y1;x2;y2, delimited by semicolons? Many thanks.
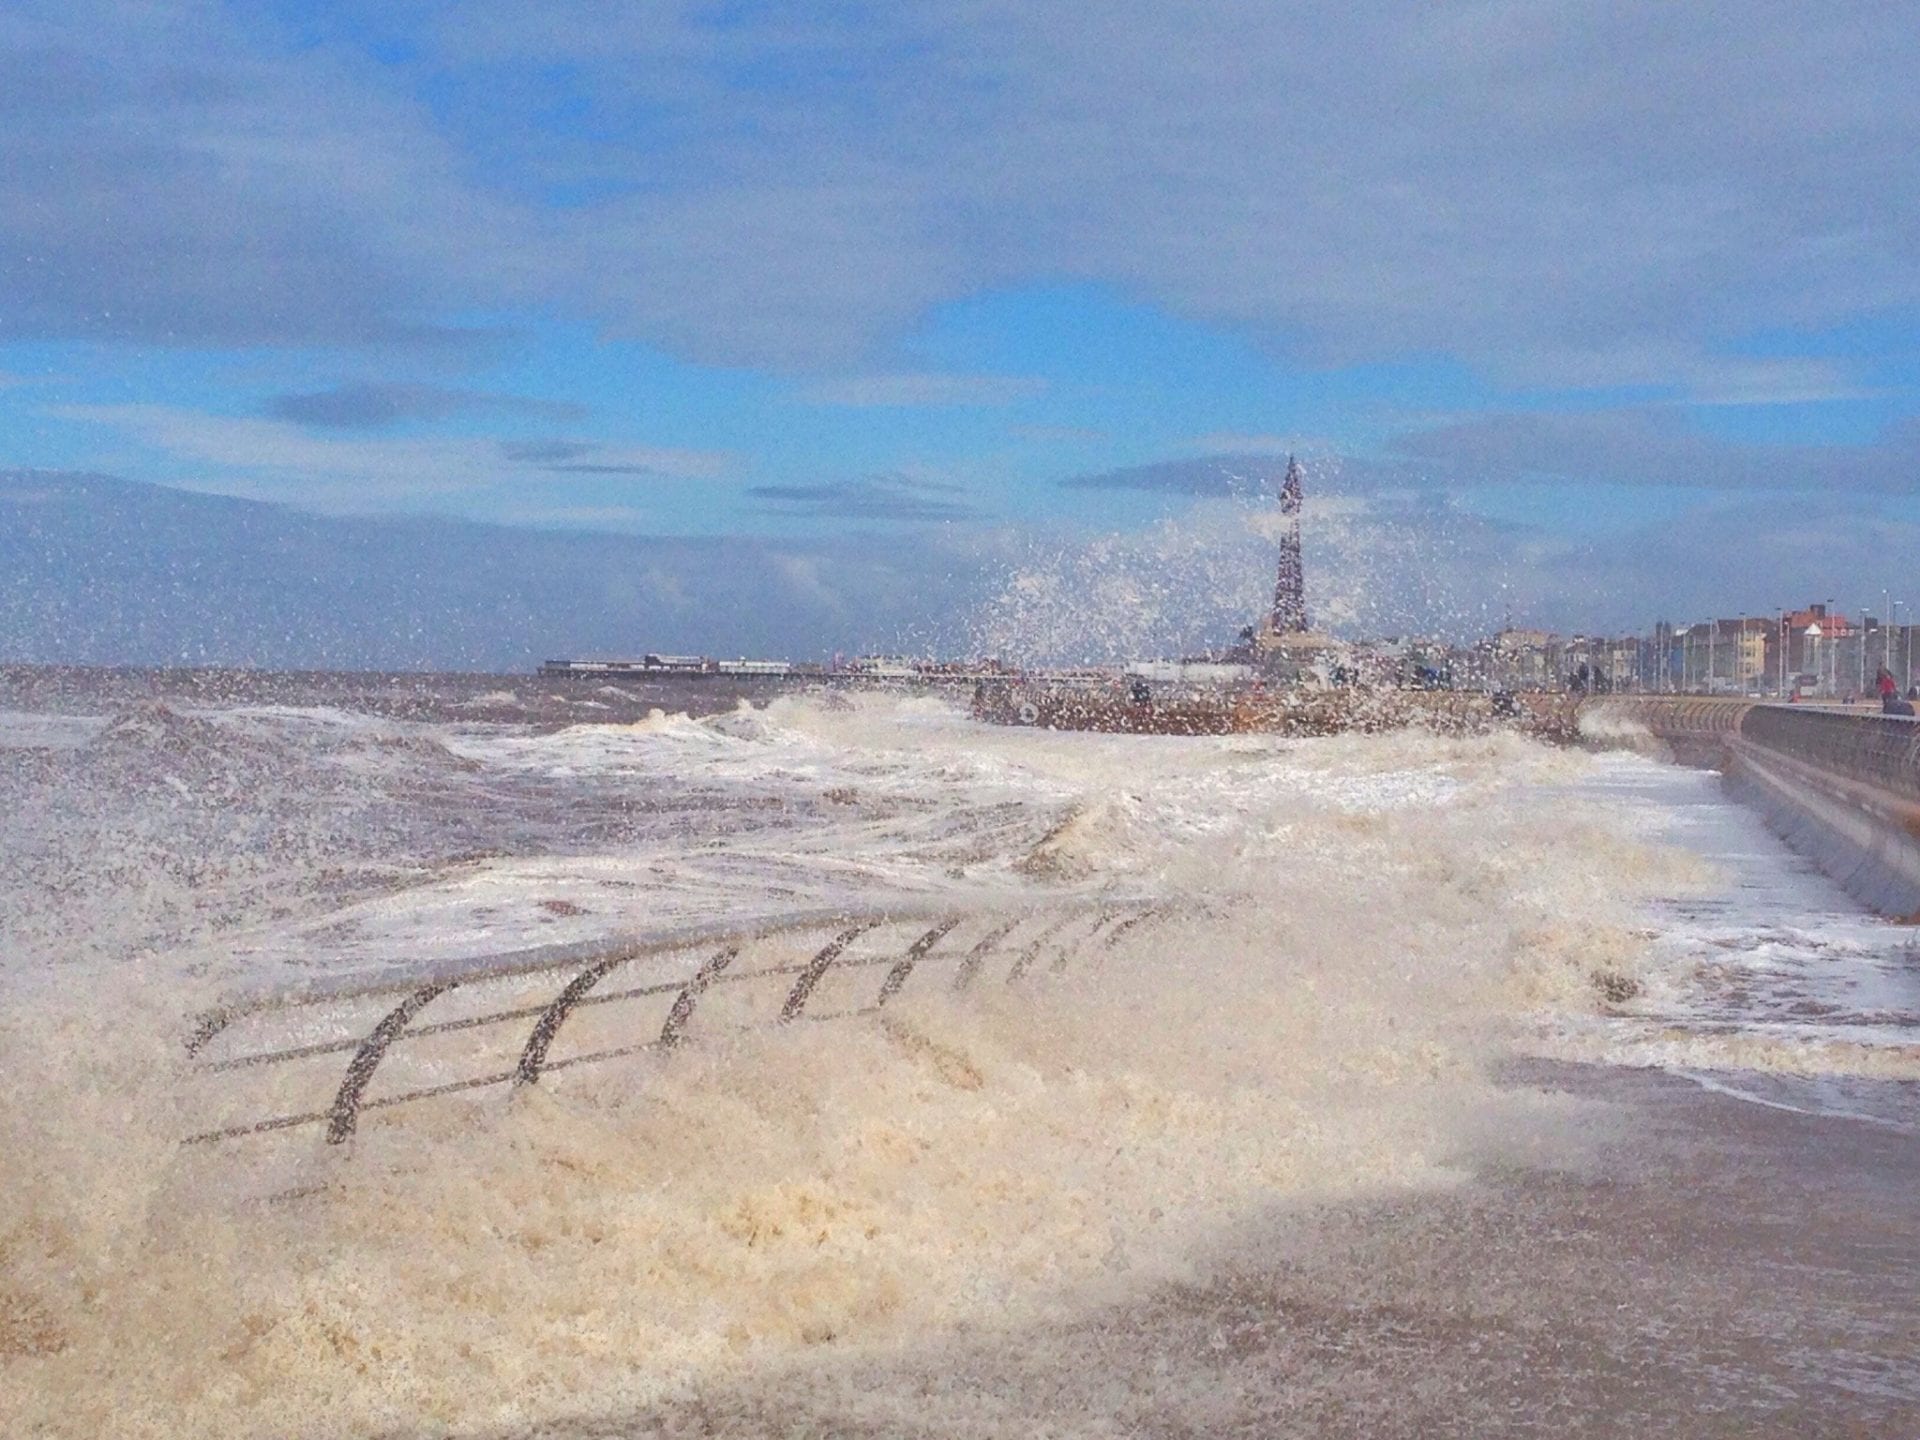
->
4;0;1920;637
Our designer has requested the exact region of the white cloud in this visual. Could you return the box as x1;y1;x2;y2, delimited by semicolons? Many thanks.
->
1185;433;1300;456
797;373;1046;408
459;0;1920;383
497;503;655;531
1383;408;1920;493
1012;423;1107;444
772;554;849;615
0;0;518;346
50;404;733;507
9;0;1918;394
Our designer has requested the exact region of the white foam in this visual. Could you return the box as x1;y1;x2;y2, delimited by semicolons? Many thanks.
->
0;709;105;749
1528;752;1920;1112
5;692;1910;1434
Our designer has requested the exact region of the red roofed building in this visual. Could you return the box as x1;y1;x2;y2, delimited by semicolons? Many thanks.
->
1784;604;1850;681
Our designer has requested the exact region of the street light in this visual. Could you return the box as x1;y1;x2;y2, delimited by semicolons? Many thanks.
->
1828;599;1837;699
1858;605;1867;698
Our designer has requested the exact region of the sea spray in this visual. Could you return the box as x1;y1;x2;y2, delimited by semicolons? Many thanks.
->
0;692;1713;1436
968;463;1503;668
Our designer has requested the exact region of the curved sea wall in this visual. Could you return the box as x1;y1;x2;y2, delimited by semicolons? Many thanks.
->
1582;697;1920;919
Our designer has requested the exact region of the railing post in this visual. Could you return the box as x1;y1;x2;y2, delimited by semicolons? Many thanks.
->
184;1009;233;1057
658;945;742;1048
1005;913;1076;983
517;954;632;1085
875;918;961;1006
951;918;1022;992
328;982;456;1143
1050;911;1119;973
781;923;879;1020
1096;905;1163;954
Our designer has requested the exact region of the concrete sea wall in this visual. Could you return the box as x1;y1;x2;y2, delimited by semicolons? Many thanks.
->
1582;697;1920;919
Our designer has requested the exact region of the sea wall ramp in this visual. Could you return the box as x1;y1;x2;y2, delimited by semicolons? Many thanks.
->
1581;697;1920;918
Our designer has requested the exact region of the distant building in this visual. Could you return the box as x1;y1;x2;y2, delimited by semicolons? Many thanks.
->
1782;604;1856;695
1479;627;1560;690
1672;619;1771;693
1125;659;1256;685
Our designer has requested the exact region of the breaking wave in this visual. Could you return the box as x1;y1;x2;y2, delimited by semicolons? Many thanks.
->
0;687;1883;1436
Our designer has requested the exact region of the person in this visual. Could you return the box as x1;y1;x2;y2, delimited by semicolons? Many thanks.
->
1874;666;1915;716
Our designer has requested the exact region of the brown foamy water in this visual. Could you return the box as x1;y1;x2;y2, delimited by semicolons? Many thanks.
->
3;671;1916;1435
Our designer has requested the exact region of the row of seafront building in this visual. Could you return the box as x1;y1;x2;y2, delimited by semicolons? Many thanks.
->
543;604;1919;700
1472;603;1920;697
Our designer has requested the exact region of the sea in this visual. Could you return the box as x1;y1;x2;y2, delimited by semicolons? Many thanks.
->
3;666;1917;1438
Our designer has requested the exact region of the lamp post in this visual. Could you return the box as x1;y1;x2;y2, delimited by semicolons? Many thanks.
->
1828;598;1837;699
1903;602;1913;690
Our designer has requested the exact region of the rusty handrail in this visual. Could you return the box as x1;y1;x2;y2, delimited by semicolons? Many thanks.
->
185;898;1164;1148
185;900;989;1053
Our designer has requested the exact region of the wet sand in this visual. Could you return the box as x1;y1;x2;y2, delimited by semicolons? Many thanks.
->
445;1064;1920;1439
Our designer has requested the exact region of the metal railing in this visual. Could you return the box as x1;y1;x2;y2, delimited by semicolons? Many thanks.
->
1576;695;1755;737
182;899;1170;1148
1737;705;1920;803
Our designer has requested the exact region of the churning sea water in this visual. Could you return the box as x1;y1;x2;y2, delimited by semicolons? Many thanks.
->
3;671;1916;1436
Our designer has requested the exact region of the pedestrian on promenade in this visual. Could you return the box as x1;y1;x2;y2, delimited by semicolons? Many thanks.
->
1877;667;1914;716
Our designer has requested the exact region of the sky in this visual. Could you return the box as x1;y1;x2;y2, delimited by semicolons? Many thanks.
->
4;0;1919;649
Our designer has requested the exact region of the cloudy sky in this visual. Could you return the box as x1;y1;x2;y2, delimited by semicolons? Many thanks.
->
4;0;1918;646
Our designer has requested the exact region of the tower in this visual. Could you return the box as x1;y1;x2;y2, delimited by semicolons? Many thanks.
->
1269;454;1308;634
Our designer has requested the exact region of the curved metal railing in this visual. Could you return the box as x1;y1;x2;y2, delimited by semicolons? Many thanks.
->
1576;695;1755;737
182;899;1170;1148
1737;705;1920;802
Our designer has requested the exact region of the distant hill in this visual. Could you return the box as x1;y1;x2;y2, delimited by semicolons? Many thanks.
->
0;471;967;670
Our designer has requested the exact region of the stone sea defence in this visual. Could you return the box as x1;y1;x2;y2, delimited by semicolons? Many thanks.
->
973;679;1585;740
